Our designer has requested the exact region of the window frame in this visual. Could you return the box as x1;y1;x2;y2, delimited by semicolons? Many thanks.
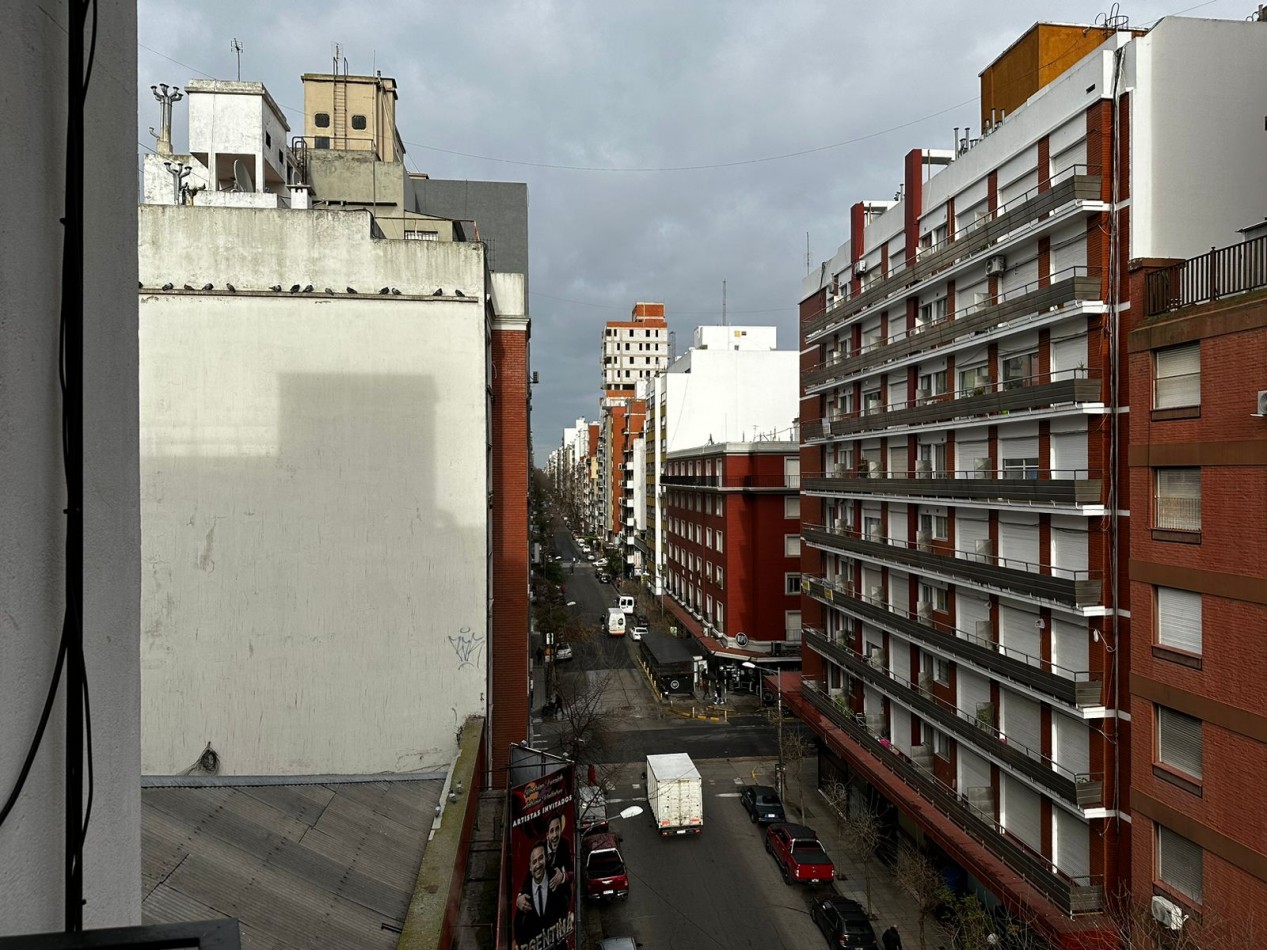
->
784;534;801;558
784;573;802;596
1157;824;1203;905
314;112;331;128
1154;467;1202;534
1153;343;1200;411
1155;586;1202;656
1156;705;1203;781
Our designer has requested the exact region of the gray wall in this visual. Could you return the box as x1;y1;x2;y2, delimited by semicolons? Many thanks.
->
0;0;141;933
411;179;529;293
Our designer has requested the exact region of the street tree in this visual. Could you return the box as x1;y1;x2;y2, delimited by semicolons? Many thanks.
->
554;669;617;767
893;845;950;950
824;780;882;919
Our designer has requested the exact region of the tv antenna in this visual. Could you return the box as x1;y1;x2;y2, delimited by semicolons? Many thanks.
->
805;232;811;270
231;38;243;80
722;279;727;327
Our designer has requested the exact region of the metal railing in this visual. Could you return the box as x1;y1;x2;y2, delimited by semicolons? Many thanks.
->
1144;233;1267;315
796;679;1105;915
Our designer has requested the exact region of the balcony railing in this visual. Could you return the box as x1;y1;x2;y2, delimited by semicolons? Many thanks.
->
803;628;1101;808
800;523;1102;608
804;272;1102;389
801;466;1102;511
796;679;1105;916
804;170;1104;342
804;371;1102;441
1144;233;1267;315
800;574;1103;708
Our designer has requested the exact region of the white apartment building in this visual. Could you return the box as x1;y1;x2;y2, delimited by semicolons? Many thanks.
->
644;325;799;595
792;17;1267;943
138;77;529;779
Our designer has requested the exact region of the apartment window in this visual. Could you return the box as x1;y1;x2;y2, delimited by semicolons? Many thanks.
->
918;582;947;613
1156;587;1202;654
1001;457;1039;480
1001;351;1039;390
916;297;947;330
716;531;723;552
706;595;713;619
715;566;723;588
1155;468;1201;532
1154;343;1200;409
933;656;950;685
933;728;950;759
917;370;947;400
715;496;723;516
1157;825;1203;904
706;563;713;582
706;527;713;548
265;132;272;148
785;573;802;596
314;112;331;128
785;496;801;519
918;511;948;540
862;390;882;415
863;516;883;542
959;364;992;395
715;603;724;630
784;534;801;557
351;114;367;130
1156;706;1203;780
314;136;330;150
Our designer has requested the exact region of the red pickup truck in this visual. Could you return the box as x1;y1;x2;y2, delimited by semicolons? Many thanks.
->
765;822;835;885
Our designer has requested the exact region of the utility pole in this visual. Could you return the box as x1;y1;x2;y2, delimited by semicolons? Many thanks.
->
231;38;243;81
776;689;785;799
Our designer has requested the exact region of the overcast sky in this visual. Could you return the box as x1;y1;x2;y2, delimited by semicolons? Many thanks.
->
137;0;1245;465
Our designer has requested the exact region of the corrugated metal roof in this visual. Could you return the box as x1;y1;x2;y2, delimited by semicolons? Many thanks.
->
142;779;444;949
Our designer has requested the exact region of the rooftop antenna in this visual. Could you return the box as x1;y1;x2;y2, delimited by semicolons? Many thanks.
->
722;279;727;327
150;83;183;157
231;38;243;80
805;232;811;270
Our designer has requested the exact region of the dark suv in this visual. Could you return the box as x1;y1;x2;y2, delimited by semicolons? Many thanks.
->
810;895;878;948
739;784;785;824
582;832;628;900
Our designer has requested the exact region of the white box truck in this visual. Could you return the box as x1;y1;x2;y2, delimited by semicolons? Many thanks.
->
645;753;703;837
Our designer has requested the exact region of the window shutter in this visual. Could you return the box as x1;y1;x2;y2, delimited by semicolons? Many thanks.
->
1158;706;1203;778
1155;344;1200;408
1158;825;1203;902
1157;587;1202;653
1155;469;1201;531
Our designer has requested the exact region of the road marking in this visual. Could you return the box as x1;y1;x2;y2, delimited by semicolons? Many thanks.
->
715;792;741;798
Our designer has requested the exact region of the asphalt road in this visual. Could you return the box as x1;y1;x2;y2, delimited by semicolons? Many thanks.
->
588;759;835;950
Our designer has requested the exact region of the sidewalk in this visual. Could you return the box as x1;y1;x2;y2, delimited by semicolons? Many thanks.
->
772;754;950;950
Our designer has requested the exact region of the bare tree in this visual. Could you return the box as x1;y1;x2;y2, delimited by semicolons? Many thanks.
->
940;893;997;950
1104;886;1263;950
554;669;617;766
776;719;815;823
823;780;883;919
893;846;950;950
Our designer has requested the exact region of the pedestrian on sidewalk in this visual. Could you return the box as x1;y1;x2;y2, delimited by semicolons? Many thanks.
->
881;925;903;950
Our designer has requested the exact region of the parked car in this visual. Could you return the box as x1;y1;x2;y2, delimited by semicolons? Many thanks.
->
582;832;629;900
739;784;785;824
810;895;878;948
631;625;647;640
554;642;573;661
765;823;835;885
596;571;610;584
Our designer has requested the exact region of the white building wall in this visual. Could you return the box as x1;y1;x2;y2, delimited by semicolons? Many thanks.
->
1;0;142;931
662;347;799;450
139;207;489;776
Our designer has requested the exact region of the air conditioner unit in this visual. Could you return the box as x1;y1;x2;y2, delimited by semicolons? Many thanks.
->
1257;390;1267;416
917;601;934;624
1151;895;1187;931
916;530;932;552
985;255;1007;276
854;259;869;278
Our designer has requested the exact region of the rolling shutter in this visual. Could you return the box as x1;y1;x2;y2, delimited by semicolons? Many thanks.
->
1055;809;1091;881
1050;618;1088;678
955;514;989;561
1002;689;1042;761
1157;587;1202;653
1050;429;1089;479
1002;774;1042;852
1050;525;1088;580
891;704;913;757
1054;712;1090;779
1000;605;1041;666
998;515;1039;571
1155;344;1200;408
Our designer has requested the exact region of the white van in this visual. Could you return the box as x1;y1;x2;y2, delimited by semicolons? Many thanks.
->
606;608;627;637
618;595;636;615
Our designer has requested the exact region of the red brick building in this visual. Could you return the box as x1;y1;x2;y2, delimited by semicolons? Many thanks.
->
1126;235;1267;936
661;440;802;693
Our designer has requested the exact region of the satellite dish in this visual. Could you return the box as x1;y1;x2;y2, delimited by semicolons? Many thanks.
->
233;159;254;193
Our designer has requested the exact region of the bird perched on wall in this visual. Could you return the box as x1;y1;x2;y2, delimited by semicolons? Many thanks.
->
325;287;336;295
201;283;214;291
346;287;358;294
289;284;301;293
432;288;444;296
390;288;401;296
302;284;314;293
379;286;391;295
161;282;174;291
270;284;282;292
183;283;195;291
454;289;466;297
225;283;236;293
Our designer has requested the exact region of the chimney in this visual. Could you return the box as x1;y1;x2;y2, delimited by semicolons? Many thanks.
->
151;83;183;157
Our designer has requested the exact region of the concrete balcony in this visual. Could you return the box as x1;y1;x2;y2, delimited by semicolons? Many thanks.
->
800;575;1103;710
802;628;1102;810
793;680;1105;916
804;173;1104;343
801;466;1102;515
802;371;1103;441
800;523;1102;609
